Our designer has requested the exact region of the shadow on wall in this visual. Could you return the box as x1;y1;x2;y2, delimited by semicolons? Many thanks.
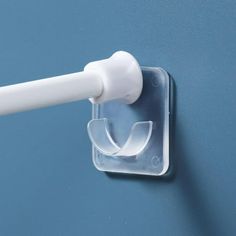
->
107;76;224;236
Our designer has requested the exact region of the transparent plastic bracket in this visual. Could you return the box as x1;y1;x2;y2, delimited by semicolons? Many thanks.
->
87;67;170;176
88;118;153;157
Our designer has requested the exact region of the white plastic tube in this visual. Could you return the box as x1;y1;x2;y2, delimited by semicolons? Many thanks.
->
0;71;103;115
0;51;143;116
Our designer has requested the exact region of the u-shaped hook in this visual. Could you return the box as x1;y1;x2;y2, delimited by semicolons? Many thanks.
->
87;118;153;157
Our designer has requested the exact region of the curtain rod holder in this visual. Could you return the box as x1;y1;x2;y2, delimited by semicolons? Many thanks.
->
0;51;170;176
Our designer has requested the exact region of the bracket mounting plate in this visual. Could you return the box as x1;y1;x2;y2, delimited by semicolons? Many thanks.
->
88;67;170;176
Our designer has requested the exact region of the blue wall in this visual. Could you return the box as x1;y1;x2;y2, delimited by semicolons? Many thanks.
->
0;1;235;235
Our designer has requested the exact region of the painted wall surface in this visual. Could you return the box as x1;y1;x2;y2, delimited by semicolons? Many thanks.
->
0;1;235;235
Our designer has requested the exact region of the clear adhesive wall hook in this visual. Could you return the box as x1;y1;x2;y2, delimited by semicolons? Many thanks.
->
90;66;170;176
0;51;170;176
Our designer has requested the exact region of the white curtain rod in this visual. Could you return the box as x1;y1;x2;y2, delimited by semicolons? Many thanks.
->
0;51;143;116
